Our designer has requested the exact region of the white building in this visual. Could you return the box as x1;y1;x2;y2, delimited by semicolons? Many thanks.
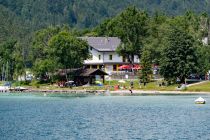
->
81;37;140;73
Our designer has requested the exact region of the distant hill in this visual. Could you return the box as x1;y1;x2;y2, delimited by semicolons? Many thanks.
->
0;0;210;42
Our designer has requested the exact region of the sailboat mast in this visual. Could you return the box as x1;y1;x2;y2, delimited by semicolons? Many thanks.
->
2;63;5;81
6;61;9;81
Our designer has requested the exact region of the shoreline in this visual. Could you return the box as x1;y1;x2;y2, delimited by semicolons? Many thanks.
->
2;88;210;96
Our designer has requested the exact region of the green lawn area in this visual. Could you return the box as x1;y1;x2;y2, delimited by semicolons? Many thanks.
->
12;79;178;91
103;80;178;91
3;80;210;92
187;81;210;92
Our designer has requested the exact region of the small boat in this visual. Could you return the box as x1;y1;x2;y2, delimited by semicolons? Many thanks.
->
14;86;28;92
195;97;206;104
0;86;10;92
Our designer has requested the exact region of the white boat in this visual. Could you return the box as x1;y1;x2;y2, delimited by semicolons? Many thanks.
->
195;97;206;104
14;86;28;91
0;86;10;92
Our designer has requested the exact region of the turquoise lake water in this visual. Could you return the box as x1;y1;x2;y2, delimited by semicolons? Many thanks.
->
0;94;210;140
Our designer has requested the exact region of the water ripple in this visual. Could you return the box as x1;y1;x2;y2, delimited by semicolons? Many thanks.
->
0;95;210;139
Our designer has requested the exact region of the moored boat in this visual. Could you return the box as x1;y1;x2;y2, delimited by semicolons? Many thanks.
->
0;86;9;92
195;97;206;104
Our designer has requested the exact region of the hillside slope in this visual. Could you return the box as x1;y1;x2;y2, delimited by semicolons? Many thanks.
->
0;0;210;43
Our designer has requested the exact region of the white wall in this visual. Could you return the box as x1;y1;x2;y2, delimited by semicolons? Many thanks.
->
105;65;113;73
84;48;140;65
103;52;122;63
84;48;103;64
134;55;140;63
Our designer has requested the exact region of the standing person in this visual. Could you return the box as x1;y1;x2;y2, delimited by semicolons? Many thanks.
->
129;87;133;94
139;79;142;89
130;81;134;89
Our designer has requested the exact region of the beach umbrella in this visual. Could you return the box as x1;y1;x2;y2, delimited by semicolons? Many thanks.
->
133;64;141;70
118;80;126;83
95;81;102;84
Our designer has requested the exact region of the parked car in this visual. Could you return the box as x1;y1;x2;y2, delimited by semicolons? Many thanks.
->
65;81;76;88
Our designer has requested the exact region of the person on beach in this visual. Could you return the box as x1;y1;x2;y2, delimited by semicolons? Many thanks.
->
139;79;142;89
129;86;133;94
130;81;134;89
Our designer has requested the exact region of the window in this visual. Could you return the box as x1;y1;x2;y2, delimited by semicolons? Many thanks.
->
109;55;112;60
92;65;97;69
113;65;117;71
122;56;126;62
98;55;101;60
99;65;103;69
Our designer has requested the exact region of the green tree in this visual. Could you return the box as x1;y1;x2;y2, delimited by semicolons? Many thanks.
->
115;6;148;64
196;45;210;75
145;12;168;65
31;26;63;79
0;39;17;81
48;31;90;80
32;27;90;81
139;49;152;85
12;42;26;80
160;27;198;83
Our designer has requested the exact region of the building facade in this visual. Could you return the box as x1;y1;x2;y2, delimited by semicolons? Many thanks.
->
81;37;140;73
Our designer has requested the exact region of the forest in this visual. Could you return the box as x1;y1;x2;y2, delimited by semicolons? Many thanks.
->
1;1;210;83
1;0;210;42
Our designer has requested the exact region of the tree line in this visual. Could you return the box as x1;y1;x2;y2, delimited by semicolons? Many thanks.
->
1;6;210;84
93;7;210;83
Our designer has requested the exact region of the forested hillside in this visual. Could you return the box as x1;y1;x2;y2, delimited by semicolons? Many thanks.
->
1;0;210;52
0;0;210;32
1;1;210;82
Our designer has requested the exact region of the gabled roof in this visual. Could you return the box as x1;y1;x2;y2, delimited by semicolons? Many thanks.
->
56;68;108;77
75;68;108;76
79;37;121;52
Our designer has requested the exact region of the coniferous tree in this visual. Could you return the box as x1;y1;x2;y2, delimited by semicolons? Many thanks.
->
139;49;152;85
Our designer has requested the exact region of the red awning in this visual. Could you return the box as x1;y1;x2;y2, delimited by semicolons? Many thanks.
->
118;64;141;70
118;65;131;69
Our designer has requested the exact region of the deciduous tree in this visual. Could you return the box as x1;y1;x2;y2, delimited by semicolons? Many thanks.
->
160;27;198;83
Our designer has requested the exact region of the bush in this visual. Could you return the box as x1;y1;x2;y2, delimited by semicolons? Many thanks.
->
30;80;40;88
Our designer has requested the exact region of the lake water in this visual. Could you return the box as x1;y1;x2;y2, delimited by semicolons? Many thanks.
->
0;94;210;140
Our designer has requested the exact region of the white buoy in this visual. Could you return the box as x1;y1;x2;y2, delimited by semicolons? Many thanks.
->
195;97;206;104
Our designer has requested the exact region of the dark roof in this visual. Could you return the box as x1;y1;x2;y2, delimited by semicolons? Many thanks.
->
79;37;121;52
75;68;108;76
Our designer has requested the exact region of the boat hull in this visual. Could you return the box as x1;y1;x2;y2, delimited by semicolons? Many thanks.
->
195;101;206;104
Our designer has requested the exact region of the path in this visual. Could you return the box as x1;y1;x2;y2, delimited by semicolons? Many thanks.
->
186;80;209;87
110;90;210;95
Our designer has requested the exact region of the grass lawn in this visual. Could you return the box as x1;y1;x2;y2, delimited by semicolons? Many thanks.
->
187;81;210;92
103;80;178;91
11;79;178;91
4;80;210;92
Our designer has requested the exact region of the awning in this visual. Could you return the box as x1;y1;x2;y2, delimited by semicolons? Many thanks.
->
118;64;141;70
118;65;131;69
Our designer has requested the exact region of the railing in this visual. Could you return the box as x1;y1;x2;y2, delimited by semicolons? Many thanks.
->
109;71;139;79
